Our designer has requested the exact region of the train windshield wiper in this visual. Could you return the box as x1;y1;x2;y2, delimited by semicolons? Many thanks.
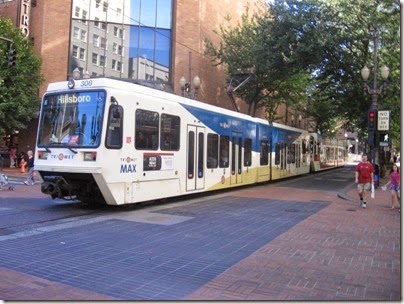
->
42;146;52;153
50;142;78;154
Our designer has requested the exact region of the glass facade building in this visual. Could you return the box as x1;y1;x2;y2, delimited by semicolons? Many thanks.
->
70;0;172;88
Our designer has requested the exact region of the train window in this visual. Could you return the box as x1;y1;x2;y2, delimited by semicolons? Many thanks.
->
207;133;218;168
135;109;159;150
260;140;269;166
198;132;204;178
105;105;123;149
188;131;195;179
310;136;314;153
287;143;295;164
297;144;301;166
231;138;236;174
161;114;180;151
302;140;307;154
219;135;229;168
244;138;252;167
275;142;281;165
238;137;242;173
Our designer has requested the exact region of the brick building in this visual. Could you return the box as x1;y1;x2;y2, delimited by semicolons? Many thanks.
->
0;0;266;158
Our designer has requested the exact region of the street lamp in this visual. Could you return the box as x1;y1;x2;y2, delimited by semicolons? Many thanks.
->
83;70;90;79
72;67;81;80
361;65;389;110
360;24;389;165
180;75;201;99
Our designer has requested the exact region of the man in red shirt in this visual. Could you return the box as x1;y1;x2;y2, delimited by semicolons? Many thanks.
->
355;154;374;208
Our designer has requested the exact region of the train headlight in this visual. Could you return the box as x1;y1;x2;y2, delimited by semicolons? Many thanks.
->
84;152;97;161
38;151;49;159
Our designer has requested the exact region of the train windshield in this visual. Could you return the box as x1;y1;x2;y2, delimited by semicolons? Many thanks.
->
37;90;106;148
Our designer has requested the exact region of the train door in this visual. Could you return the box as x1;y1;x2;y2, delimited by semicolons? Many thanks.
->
186;125;205;191
230;132;243;185
276;142;288;177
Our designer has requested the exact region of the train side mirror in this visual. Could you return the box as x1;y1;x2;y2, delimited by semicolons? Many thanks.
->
112;107;121;119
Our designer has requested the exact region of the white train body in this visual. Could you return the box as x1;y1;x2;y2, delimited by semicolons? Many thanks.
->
34;78;343;206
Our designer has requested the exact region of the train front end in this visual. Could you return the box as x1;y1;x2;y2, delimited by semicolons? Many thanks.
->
35;79;110;205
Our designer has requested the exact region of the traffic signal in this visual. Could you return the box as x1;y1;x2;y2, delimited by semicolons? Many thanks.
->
7;48;16;67
379;132;390;147
368;110;377;130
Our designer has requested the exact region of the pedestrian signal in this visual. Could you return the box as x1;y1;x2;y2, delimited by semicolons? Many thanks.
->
379;132;390;147
7;48;16;67
368;110;376;130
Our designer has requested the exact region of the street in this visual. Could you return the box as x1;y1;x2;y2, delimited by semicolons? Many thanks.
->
0;165;400;300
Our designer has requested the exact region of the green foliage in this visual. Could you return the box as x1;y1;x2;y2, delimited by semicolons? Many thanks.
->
203;0;400;150
0;17;44;135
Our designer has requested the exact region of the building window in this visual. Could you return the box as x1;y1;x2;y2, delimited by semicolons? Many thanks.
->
112;43;123;55
82;10;87;24
72;45;78;58
99;55;106;67
73;27;79;39
112;60;122;71
92;53;98;65
93;34;99;47
74;6;80;18
113;26;124;39
79;48;85;60
80;30;87;42
101;37;107;49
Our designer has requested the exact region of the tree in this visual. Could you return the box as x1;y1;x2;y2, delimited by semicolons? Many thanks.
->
0;17;44;136
204;0;400;145
204;7;312;118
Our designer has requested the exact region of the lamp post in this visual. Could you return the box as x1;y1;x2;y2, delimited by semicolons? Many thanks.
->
72;67;81;80
360;24;389;165
179;75;201;99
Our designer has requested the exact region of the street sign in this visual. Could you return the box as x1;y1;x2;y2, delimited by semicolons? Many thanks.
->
377;110;390;131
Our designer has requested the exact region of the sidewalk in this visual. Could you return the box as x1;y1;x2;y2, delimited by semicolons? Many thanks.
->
185;181;400;301
0;166;28;177
0;167;45;198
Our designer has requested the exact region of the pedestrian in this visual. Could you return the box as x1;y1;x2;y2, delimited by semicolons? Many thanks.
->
355;154;374;209
9;147;16;168
373;163;380;189
19;152;26;173
0;154;3;171
24;150;35;185
383;164;400;211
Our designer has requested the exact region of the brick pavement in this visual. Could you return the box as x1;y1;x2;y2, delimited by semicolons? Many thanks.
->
186;182;401;300
0;167;401;301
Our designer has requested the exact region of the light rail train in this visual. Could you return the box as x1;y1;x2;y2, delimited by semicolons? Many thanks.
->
35;78;346;205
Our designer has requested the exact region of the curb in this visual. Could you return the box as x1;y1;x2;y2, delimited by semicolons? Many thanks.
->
337;180;359;203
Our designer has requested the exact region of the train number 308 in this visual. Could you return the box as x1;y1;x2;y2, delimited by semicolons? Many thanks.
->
79;80;93;87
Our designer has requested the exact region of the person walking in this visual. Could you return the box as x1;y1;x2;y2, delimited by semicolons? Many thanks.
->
23;150;35;185
383;164;400;211
19;152;26;173
355;154;374;209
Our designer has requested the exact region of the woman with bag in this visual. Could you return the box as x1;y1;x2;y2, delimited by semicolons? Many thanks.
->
383;164;400;211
